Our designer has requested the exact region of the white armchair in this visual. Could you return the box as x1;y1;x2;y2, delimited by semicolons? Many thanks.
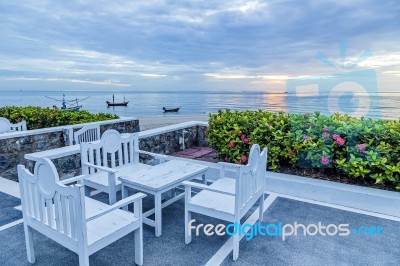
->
184;144;268;261
80;130;168;204
18;158;146;266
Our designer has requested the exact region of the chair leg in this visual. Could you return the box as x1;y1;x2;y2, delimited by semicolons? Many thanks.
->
134;226;144;265
233;230;240;261
84;186;91;197
259;193;265;222
154;193;162;237
185;210;192;244
24;225;35;263
109;188;117;205
78;250;89;266
121;185;128;211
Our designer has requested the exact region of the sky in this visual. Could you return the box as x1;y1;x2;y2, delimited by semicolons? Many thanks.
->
0;0;399;92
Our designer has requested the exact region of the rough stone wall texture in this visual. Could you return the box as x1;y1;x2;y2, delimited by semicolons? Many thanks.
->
139;125;208;154
1;131;65;181
0;119;139;181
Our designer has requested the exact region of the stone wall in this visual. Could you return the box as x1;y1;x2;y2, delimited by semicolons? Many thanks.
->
0;118;139;181
139;125;208;154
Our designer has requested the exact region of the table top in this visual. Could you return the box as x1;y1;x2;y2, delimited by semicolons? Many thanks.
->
119;159;209;191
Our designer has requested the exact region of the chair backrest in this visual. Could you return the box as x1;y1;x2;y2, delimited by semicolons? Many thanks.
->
234;144;268;216
0;117;27;134
81;130;139;175
73;124;101;144
17;159;86;246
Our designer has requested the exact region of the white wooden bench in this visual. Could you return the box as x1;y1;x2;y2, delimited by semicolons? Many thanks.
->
18;158;146;266
25;124;105;163
184;144;268;261
73;124;101;145
0;117;27;134
81;130;168;204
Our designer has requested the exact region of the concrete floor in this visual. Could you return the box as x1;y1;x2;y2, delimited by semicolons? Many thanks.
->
0;179;399;266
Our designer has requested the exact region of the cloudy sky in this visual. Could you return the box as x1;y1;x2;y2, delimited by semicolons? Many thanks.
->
0;0;399;92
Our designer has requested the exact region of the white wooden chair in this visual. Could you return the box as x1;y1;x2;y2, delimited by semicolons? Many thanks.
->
183;144;268;261
0;117;27;134
17;158;146;266
81;129;168;204
73;124;101;144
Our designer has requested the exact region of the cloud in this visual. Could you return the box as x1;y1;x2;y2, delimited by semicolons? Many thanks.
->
0;0;399;91
4;77;130;87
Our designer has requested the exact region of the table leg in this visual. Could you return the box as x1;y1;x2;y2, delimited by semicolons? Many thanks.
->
121;184;128;211
202;173;207;185
155;193;162;237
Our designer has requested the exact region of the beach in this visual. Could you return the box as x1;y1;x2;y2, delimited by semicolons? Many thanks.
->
138;114;209;130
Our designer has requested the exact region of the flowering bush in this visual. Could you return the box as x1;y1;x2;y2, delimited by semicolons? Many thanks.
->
0;106;119;129
208;110;400;190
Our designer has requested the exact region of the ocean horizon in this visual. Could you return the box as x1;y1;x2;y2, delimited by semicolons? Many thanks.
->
0;90;399;119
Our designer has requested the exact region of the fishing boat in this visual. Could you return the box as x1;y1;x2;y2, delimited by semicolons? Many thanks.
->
163;107;180;113
46;94;89;111
107;95;129;107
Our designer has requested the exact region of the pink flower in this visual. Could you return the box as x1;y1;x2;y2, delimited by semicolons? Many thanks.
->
303;135;310;141
332;134;340;140
288;150;296;156
322;132;330;139
321;156;330;165
336;137;345;146
356;144;367;154
240;134;246;141
229;129;235;134
241;155;247;163
243;138;249;144
228;141;235;148
323;127;329;132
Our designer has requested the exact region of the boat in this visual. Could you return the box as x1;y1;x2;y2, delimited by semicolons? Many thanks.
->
46;94;89;111
163;107;180;113
107;95;129;107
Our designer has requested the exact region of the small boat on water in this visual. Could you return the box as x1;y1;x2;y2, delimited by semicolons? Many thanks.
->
163;107;180;113
46;94;89;111
107;95;129;107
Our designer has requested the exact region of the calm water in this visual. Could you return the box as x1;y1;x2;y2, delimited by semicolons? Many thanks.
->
0;90;399;119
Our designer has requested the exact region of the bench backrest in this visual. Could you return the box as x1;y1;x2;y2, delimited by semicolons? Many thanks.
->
18;159;86;247
73;124;101;144
0;117;27;134
235;144;268;216
81;130;139;175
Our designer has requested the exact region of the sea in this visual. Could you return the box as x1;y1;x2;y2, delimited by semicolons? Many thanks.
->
0;90;399;120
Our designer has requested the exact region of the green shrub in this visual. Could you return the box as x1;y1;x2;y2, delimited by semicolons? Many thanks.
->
207;110;400;190
0;106;119;129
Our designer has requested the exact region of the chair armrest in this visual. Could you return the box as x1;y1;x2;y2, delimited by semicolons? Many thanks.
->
183;181;235;196
139;150;168;160
139;150;168;165
60;175;85;185
83;162;118;174
86;192;147;222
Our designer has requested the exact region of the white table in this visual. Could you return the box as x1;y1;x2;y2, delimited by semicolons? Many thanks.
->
119;159;209;237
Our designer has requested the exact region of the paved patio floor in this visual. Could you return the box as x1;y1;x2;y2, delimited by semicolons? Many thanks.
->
0;179;399;266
